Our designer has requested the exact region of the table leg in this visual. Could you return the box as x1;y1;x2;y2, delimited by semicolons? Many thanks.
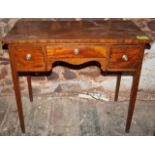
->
125;69;141;133
27;76;33;102
114;73;121;102
11;69;25;133
9;46;25;133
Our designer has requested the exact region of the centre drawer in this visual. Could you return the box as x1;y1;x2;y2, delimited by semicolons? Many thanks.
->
47;46;109;58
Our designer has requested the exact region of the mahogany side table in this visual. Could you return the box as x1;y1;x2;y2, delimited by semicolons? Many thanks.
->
2;20;150;133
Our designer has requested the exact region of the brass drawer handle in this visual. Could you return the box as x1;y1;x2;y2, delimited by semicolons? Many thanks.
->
73;48;80;55
25;53;32;61
122;54;128;61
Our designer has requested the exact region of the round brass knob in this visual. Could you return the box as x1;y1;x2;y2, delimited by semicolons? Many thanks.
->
73;48;80;55
25;53;32;61
122;54;128;61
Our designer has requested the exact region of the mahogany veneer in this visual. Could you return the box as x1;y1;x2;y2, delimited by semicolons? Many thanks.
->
3;19;150;133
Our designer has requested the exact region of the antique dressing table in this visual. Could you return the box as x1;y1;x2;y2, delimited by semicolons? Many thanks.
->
2;19;150;133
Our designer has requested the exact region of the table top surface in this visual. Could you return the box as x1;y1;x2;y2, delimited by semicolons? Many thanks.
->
3;19;150;44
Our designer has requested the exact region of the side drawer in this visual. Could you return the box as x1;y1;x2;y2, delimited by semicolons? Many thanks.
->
13;46;46;72
108;46;143;71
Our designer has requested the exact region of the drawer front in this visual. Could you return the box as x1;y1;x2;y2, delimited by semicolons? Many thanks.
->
47;46;109;58
108;46;142;70
14;46;46;71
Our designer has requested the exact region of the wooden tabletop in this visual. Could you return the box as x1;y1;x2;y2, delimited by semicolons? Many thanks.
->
3;19;150;44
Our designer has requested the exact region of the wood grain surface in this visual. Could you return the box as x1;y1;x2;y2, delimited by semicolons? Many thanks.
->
3;20;150;44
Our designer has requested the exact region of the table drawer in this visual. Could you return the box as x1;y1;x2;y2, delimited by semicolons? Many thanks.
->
14;46;46;71
108;46;142;70
47;46;109;58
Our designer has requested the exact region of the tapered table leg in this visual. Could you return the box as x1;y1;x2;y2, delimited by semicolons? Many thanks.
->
114;73;121;102
11;70;25;133
125;69;141;133
27;76;33;102
9;45;25;133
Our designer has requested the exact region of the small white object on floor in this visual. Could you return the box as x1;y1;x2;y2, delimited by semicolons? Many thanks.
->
78;92;109;101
